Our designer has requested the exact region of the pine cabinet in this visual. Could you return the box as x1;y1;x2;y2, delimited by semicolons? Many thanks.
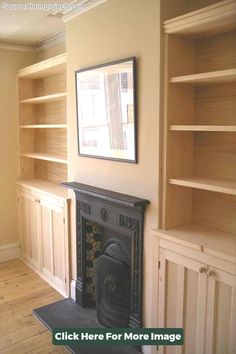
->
17;186;69;296
154;1;236;353
158;246;236;354
17;190;40;271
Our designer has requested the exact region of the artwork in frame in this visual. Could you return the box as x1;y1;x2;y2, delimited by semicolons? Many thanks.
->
75;57;137;163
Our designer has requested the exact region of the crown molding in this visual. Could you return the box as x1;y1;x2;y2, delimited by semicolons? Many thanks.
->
63;0;106;23
0;42;35;52
0;31;66;53
36;31;66;51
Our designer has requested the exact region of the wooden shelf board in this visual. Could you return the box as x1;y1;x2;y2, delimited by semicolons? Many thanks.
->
171;69;236;84
164;0;236;36
20;124;67;129
152;223;236;264
15;179;69;200
170;125;236;132
20;152;68;164
20;92;67;104
17;53;67;79
169;176;236;196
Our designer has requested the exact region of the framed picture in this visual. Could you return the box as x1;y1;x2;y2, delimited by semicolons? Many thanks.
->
75;57;137;163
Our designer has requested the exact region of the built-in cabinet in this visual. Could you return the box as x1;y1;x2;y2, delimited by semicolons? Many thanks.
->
153;1;236;353
156;238;236;354
16;54;70;296
17;186;69;296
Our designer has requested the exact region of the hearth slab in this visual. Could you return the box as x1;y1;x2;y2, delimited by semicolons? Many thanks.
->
33;298;141;354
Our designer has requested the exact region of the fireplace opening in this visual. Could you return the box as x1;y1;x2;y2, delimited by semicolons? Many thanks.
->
94;242;131;327
84;219;131;327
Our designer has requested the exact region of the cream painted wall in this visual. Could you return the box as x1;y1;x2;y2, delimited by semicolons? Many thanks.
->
0;49;36;246
66;0;160;328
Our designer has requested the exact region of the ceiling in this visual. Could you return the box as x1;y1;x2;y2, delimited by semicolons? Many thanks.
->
0;0;68;46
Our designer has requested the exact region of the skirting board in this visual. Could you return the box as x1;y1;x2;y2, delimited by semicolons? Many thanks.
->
0;241;20;263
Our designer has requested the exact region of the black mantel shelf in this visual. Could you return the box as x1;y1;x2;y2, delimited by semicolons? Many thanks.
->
62;182;149;209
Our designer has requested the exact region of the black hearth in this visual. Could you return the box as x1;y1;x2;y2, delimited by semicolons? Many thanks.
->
33;182;149;354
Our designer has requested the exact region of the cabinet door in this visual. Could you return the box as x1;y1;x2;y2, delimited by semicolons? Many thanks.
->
17;191;40;270
158;248;208;354
205;267;236;354
38;197;68;296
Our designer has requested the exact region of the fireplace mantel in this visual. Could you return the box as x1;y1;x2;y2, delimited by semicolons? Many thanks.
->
62;182;149;210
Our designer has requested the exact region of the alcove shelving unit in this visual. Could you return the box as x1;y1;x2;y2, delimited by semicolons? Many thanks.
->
152;2;236;353
15;53;70;296
159;0;236;259
16;53;68;198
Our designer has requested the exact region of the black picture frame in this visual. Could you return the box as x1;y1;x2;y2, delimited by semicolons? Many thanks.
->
75;57;137;163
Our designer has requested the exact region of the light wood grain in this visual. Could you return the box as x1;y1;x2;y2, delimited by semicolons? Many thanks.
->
195;84;236;125
20;93;67;104
0;259;67;354
153;224;236;264
16;180;69;200
17;53;66;79
196;31;236;73
20;124;67;129
171;68;236;84
169;176;236;196
164;0;236;36
20;153;68;164
170;125;236;131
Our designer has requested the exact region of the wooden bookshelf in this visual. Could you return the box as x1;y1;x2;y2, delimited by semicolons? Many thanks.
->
169;177;236;196
17;53;67;79
20;152;68;164
19;92;67;104
162;1;236;237
164;0;236;36
170;125;236;132
157;3;236;352
171;68;236;84
20;124;68;129
17;53;68;193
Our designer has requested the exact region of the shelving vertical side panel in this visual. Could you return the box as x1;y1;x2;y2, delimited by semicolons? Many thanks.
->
162;35;195;229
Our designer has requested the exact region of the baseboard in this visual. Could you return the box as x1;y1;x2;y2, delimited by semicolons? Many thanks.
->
70;279;76;300
0;241;20;263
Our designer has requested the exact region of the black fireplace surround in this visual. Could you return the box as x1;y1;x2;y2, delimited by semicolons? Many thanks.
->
64;182;149;329
33;182;149;354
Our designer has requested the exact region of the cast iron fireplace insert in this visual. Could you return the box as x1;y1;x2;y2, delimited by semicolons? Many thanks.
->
33;182;149;354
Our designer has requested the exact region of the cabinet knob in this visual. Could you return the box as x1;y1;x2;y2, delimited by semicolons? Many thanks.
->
207;269;215;277
199;267;207;273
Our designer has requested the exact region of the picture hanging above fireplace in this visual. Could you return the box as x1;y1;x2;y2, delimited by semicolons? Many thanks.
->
75;57;137;163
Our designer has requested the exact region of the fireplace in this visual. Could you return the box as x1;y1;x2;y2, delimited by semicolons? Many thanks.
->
33;182;149;354
65;182;149;329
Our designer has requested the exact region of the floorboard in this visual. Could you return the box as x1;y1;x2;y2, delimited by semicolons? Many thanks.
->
0;259;68;354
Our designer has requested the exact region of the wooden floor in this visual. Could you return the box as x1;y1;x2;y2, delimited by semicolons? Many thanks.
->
0;259;68;354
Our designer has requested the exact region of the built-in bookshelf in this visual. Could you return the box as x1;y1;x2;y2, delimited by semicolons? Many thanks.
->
16;53;68;197
160;0;236;256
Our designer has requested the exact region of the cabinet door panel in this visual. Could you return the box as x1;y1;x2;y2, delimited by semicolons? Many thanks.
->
158;248;208;354
205;268;236;354
39;198;67;294
18;191;40;270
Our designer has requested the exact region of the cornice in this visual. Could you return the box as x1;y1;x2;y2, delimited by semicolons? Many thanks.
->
36;31;66;51
63;0;106;23
0;42;35;52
